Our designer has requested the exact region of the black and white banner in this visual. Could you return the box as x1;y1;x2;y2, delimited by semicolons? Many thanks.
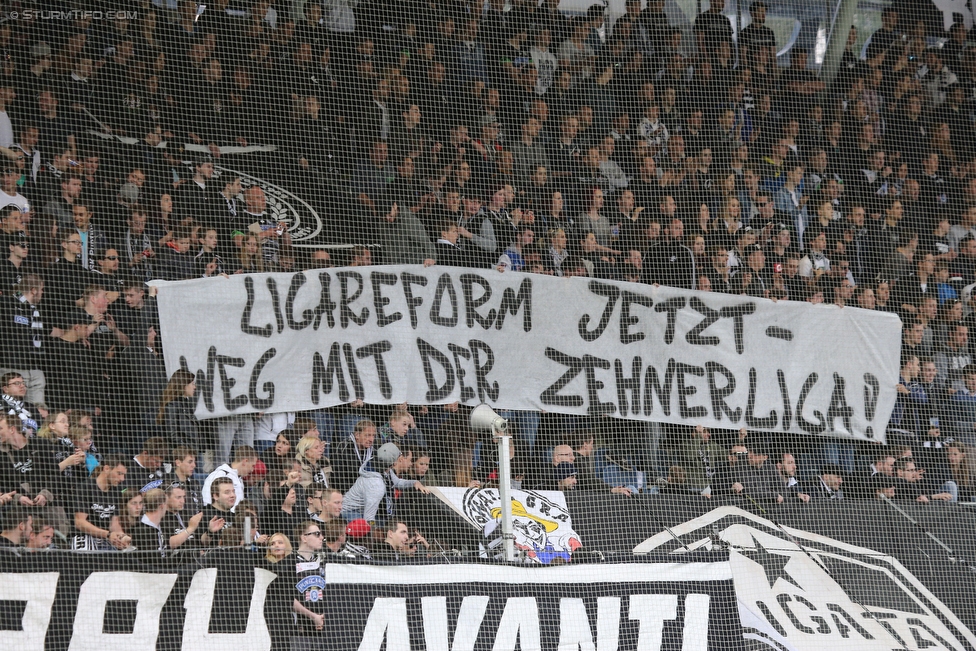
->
320;562;742;651
152;267;901;440
430;487;582;563
633;506;976;651
0;551;741;651
2;504;974;651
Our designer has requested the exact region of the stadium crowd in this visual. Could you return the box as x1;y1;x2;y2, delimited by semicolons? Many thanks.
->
0;0;974;591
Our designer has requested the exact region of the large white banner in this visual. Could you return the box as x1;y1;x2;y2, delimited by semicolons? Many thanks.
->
151;266;901;441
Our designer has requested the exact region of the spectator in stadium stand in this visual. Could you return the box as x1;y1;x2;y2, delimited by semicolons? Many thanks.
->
372;519;412;561
498;226;536;272
43;234;82;327
70;203;108;272
946;442;976;501
809;465;845;500
773;164;808;248
736;244;770;298
178;159;215;218
576;186;612;248
66;282;129;361
92;248;125;293
130;488;171;556
1;363;45;438
730;437;783;505
919;48;958;109
378;407;426;449
264;462;304;542
0;164;31;214
237;186;289;265
798;228;831;278
319;519;356;558
0;206;28;240
296;435;331;488
0;230;28;292
265;531;292;565
119;490;145;537
115;280;160;352
512;118;551;185
404;448;432;483
569;431;635;496
262;530;296;651
374;196;436;266
41;170;82;232
342;442;430;523
25;516;56;550
126;437;170;493
305;249;334;269
38;413;80;470
168;446;202;512
894;458;952;504
155;226;197;281
331;419;377;492
261;430;298;478
456;193;497;268
858;453;897;500
679;425;726;498
646;216;696;289
293;483;327;526
775;451;811;503
0;413;62;506
71;454;130;551
531;444;579;492
738;1;775;66
0;507;31;547
161;481;203;549
434;217;468;267
120;207;156;281
348;244;372;267
935;326;971;388
194;227;225;277
202;445;258;509
292;520;328;634
313;487;345;526
157;369;199;448
199;477;236;547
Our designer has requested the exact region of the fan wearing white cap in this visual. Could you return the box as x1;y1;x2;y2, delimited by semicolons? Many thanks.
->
340;442;431;524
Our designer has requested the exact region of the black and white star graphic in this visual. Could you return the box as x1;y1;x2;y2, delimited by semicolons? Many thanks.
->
740;535;803;591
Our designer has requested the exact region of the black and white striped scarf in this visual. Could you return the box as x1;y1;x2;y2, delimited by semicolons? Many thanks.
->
1;393;38;434
16;294;42;350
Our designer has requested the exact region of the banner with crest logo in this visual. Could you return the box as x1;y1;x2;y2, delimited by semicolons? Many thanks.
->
430;487;582;564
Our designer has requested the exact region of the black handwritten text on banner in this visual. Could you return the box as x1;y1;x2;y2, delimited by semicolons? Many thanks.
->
151;267;901;440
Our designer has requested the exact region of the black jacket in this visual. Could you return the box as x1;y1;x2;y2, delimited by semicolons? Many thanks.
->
0;439;62;502
0;294;48;370
644;238;696;289
330;435;373;493
164;397;200;446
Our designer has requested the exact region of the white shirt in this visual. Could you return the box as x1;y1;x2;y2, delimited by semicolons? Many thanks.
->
201;464;244;507
0;111;12;149
254;412;294;442
798;250;831;277
0;189;29;212
530;47;558;95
